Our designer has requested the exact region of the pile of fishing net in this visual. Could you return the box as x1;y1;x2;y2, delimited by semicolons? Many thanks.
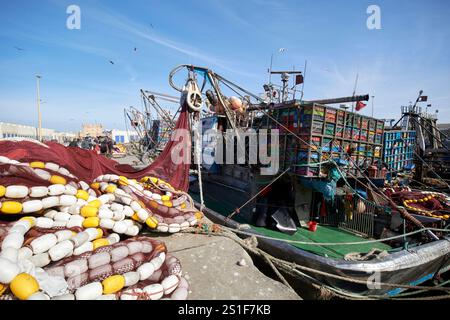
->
0;223;188;300
0;154;202;233
0;141;199;299
383;187;450;220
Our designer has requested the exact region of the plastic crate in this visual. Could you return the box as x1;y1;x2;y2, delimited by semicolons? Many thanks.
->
344;127;352;139
337;111;345;126
382;129;416;172
361;119;369;130
325;123;336;136
353;129;361;141
325;109;337;123
258;102;385;178
360;130;368;142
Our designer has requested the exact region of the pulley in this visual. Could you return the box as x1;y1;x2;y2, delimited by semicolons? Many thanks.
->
184;79;203;113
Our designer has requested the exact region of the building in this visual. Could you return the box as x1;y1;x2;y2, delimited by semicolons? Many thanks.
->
0;122;77;143
80;123;104;138
110;129;139;144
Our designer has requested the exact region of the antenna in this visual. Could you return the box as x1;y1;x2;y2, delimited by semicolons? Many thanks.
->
300;60;307;101
270;70;303;102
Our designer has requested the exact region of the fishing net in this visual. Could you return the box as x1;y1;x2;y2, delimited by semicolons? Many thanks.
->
0;100;198;300
0;101;191;192
0;156;195;299
383;187;450;220
0;222;188;300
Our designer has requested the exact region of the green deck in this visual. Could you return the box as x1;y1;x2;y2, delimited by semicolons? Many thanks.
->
190;191;391;259
251;225;391;259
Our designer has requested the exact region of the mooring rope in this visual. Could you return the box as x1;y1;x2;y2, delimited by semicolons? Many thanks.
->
182;224;450;298
219;225;450;246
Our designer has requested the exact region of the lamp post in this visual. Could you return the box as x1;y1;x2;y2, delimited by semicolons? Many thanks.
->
36;75;42;141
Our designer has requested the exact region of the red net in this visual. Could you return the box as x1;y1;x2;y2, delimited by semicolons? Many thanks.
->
383;187;449;217
0;102;191;191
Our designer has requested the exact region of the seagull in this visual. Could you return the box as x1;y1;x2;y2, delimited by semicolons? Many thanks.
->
134;47;137;52
14;46;24;51
109;60;115;65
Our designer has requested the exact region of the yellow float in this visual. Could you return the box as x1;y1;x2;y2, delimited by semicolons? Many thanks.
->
10;273;39;300
0;201;23;214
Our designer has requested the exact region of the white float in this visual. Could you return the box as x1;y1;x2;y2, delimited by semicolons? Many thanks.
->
5;185;29;198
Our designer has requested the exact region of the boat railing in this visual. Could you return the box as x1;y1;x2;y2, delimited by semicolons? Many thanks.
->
320;196;387;238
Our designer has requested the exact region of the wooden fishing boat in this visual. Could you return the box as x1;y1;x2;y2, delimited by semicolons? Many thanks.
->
190;187;450;299
170;65;450;298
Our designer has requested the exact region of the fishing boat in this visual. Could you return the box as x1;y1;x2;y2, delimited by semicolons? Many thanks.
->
394;96;450;190
142;65;450;299
124;90;178;165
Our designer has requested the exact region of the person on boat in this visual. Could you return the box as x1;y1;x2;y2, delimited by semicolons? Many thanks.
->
80;136;93;150
99;136;109;154
93;141;101;154
68;138;79;148
106;137;114;157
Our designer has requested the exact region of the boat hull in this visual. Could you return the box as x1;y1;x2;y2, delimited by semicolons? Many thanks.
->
199;202;450;298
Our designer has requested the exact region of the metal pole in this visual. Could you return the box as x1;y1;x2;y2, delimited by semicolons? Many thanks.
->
371;95;375;117
268;53;274;84
351;73;359;113
300;60;307;101
36;75;42;141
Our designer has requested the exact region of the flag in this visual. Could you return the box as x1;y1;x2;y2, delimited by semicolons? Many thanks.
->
419;96;428;102
295;74;304;85
356;101;367;111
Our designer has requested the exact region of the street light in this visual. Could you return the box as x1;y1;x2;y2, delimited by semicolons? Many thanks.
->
36;75;42;141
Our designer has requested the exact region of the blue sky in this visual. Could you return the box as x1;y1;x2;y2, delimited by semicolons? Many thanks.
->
1;0;449;132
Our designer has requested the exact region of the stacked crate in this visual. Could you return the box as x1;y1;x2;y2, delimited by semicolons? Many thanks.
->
152;118;172;149
259;102;384;177
383;130;416;172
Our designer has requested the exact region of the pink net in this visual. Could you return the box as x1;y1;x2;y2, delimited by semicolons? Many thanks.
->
0;102;191;191
383;187;450;217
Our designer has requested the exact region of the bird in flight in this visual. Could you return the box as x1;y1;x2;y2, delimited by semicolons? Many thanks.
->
150;23;154;29
109;60;115;65
14;46;25;51
134;47;137;52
